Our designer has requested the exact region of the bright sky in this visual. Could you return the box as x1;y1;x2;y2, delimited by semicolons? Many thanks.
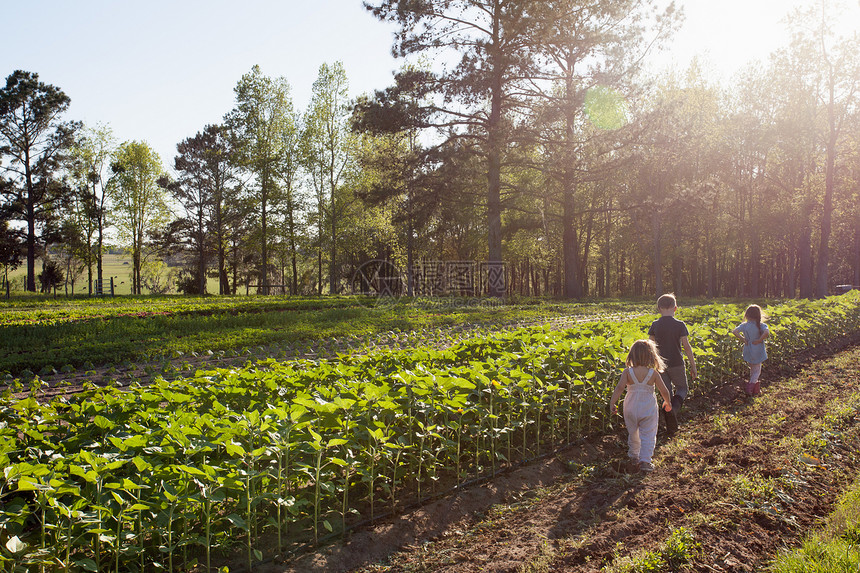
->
2;0;857;173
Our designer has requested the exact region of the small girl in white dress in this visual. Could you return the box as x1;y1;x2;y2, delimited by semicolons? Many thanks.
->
609;339;673;472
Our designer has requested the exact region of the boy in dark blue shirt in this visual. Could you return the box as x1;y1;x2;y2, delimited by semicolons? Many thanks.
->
648;293;697;436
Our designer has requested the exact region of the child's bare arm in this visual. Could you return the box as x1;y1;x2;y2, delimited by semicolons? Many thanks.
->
681;335;697;379
752;330;769;345
609;370;627;415
655;376;672;411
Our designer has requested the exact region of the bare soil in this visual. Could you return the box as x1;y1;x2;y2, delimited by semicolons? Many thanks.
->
257;335;860;573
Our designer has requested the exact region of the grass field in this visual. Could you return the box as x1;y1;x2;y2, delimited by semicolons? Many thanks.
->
5;253;223;295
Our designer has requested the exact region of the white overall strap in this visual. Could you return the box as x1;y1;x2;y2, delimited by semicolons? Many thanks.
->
640;368;655;385
627;367;640;384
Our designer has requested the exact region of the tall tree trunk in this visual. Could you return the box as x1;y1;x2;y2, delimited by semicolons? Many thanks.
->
219;246;228;295
25;153;37;292
330;185;338;295
580;217;595;296
523;258;529;296
651;209;663;297
85;193;93;296
317;191;324;295
406;191;415;298
87;179;97;295
215;183;228;295
86;251;92;296
26;200;36;292
133;248;140;295
750;224;761;298
603;205;611;297
198;208;206;295
486;130;503;297
97;205;104;293
854;207;860;287
555;262;561;296
231;238;238;295
672;251;682;295
596;265;604;297
816;76;837;298
562;190;582;298
485;2;504;298
706;228;715;297
289;209;298;296
786;240;796;298
317;247;323;295
799;220;814;298
260;194;269;295
217;224;227;295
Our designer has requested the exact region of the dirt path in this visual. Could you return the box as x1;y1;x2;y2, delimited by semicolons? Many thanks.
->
266;337;860;573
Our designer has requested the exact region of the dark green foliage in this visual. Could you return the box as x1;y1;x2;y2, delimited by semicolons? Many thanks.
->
36;260;64;293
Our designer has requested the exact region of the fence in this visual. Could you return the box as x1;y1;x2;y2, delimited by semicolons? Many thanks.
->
92;277;115;296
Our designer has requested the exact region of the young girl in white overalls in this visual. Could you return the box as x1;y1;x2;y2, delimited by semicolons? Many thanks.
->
732;304;769;396
609;339;673;472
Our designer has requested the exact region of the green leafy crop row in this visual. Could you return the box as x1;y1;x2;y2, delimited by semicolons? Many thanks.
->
0;294;858;571
0;296;654;376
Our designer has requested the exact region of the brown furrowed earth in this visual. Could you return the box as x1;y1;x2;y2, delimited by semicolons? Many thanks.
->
258;335;860;573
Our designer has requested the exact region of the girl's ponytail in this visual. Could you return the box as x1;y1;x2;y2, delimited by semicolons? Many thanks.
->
744;304;763;335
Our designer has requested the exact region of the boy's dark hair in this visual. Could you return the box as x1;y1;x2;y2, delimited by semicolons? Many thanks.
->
657;293;677;310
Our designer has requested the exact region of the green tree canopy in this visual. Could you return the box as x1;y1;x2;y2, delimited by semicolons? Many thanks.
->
110;140;170;295
0;70;79;291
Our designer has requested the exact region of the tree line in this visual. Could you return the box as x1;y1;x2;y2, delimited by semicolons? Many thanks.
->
1;0;858;299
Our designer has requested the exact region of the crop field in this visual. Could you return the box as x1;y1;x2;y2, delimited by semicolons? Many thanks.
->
1;293;860;572
0;295;655;379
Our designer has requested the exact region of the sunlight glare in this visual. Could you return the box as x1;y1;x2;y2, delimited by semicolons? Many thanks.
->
584;86;630;130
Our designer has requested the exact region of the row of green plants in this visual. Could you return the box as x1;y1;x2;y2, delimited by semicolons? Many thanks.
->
0;294;858;572
0;296;654;377
0;295;366;326
0;294;653;328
